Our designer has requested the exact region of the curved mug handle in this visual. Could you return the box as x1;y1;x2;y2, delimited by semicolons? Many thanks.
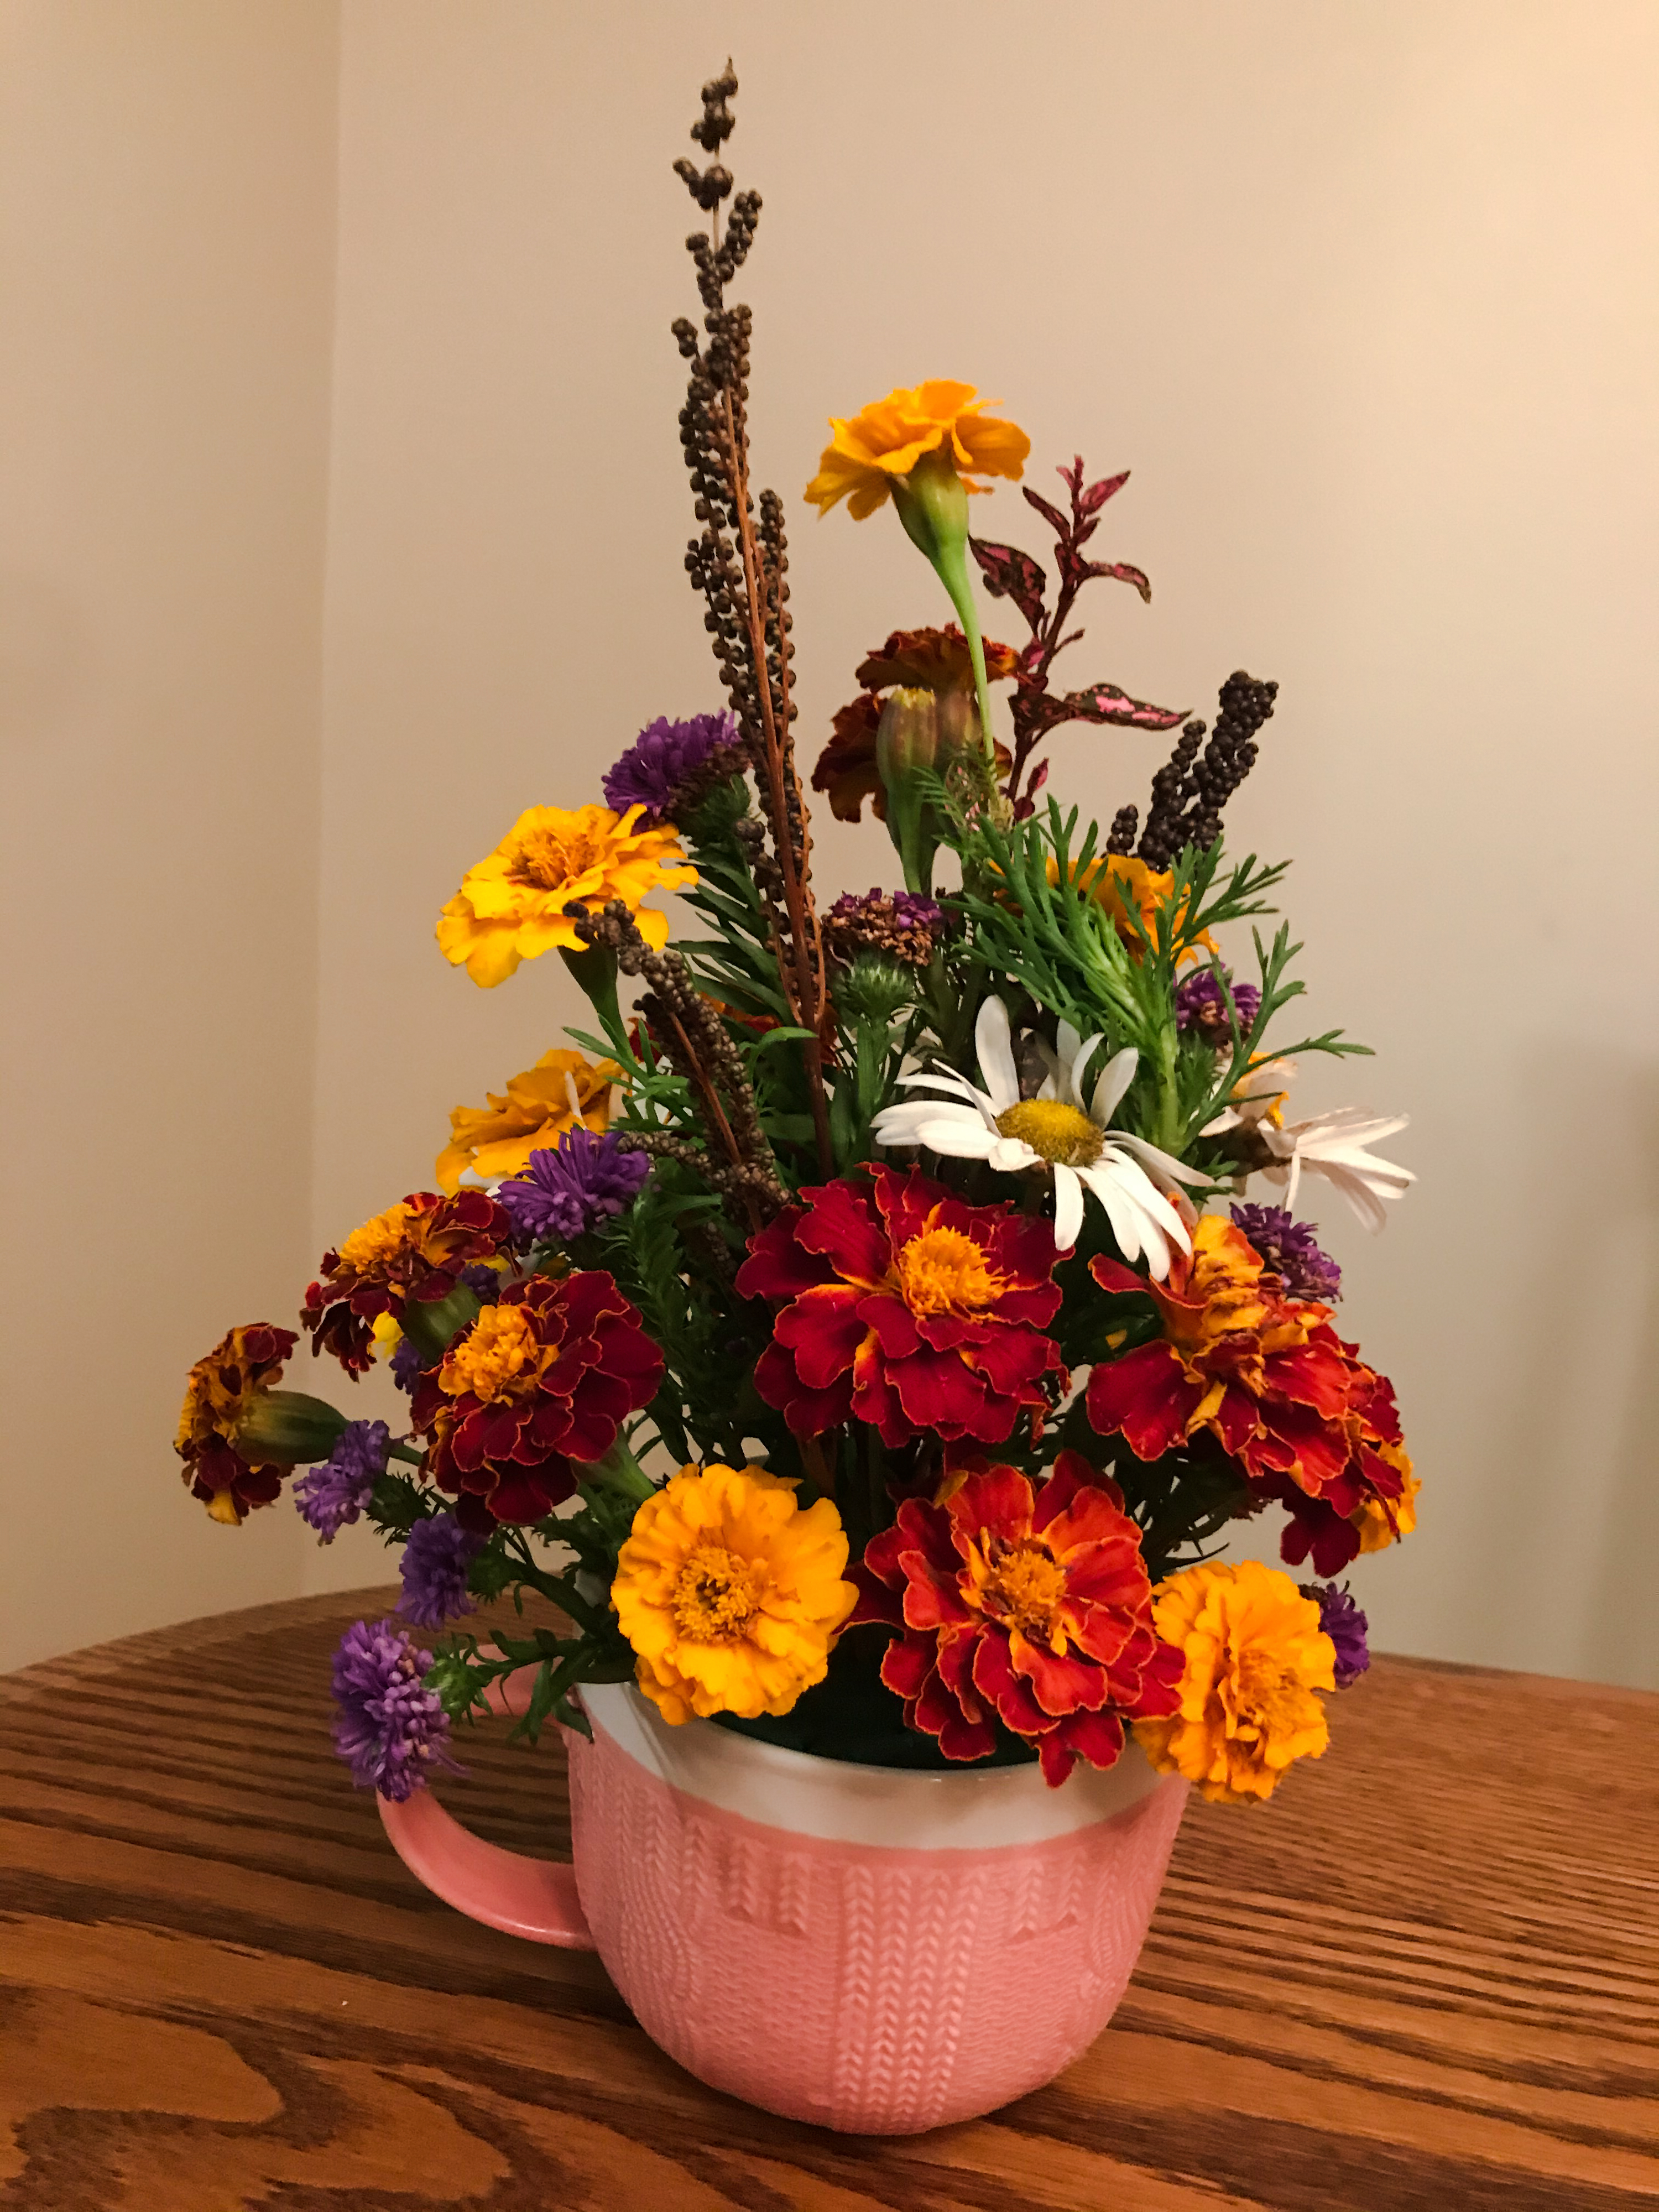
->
378;1659;595;1949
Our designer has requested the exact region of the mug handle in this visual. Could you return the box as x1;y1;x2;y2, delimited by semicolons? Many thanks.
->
377;1660;596;1950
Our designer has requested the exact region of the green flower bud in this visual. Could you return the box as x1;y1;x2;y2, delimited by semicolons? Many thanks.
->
234;1389;349;1467
400;1283;483;1363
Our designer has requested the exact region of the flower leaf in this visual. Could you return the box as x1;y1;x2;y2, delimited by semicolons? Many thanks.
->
1079;560;1151;603
1022;682;1187;738
969;538;1047;630
1081;469;1131;514
1021;485;1071;538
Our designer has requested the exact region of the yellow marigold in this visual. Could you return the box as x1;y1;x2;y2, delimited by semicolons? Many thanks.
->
612;1463;859;1725
1053;853;1218;967
1134;1559;1335;1806
805;380;1030;521
436;804;695;988
436;1048;619;1194
1354;1455;1420;1552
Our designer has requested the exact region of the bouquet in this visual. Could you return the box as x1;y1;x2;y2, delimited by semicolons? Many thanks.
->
175;66;1413;1817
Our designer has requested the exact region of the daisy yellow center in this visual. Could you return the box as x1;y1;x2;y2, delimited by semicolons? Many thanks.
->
895;1225;1009;1317
1230;1646;1317;1739
671;1545;765;1642
439;1303;549;1404
508;824;597;893
994;1099;1103;1167
979;1538;1068;1639
337;1202;419;1273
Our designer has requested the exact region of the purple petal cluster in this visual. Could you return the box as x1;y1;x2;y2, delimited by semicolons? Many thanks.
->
330;1618;459;1799
399;1512;486;1628
602;710;742;819
496;1129;651;1245
1175;966;1261;1041
1231;1202;1343;1303
293;1420;390;1542
1301;1580;1371;1689
458;1262;503;1303
388;1335;425;1395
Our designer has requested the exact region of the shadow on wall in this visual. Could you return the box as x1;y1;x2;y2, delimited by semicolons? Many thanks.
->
1459;1042;1659;1689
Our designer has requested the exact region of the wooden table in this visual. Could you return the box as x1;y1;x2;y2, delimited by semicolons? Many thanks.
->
2;1592;1656;2211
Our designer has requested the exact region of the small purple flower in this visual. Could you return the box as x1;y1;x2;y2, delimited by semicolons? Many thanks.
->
399;1512;486;1629
1231;1202;1343;1303
1301;1580;1371;1689
330;1618;459;1799
602;710;743;819
293;1420;390;1541
388;1335;425;1395
496;1129;651;1245
458;1262;502;1303
1176;967;1261;1043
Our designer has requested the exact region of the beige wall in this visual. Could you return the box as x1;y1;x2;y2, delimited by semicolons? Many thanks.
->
0;1;340;1670
7;3;1657;1687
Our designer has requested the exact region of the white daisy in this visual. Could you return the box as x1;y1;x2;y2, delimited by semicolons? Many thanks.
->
1259;1109;1414;1234
871;997;1202;1274
1204;1061;1412;1233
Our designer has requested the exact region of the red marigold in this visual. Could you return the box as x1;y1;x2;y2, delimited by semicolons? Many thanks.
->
1086;1215;1411;1577
410;1271;662;1527
176;1323;299;1525
851;1454;1181;1786
735;1167;1065;1448
854;624;1021;693
303;1190;512;1377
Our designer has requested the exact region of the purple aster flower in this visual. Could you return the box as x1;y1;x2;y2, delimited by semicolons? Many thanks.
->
293;1420;390;1542
1175;967;1261;1044
399;1512;486;1629
458;1262;502;1303
1301;1580;1371;1689
1230;1202;1343;1302
602;710;743;819
330;1618;460;1799
388;1335;425;1395
496;1129;651;1245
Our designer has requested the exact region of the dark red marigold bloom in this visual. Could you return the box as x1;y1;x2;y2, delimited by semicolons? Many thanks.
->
851;1454;1181;1786
410;1271;661;1528
735;1166;1065;1448
303;1190;512;1377
1085;1215;1412;1578
175;1323;298;1524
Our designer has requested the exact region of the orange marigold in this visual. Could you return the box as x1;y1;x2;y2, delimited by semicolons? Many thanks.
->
805;382;1030;520
1134;1559;1334;1805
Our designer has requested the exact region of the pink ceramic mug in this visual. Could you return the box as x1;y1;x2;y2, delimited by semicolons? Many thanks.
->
381;1668;1187;2134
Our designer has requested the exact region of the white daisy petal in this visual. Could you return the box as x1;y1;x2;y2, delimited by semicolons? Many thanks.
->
1052;1163;1084;1253
1089;1169;1144;1266
987;1136;1039;1173
1091;1046;1138;1128
1114;1132;1210;1187
1068;1034;1104;1110
870;1104;937;1145
974;996;1019;1110
915;1117;1001;1160
1055;1018;1082;1070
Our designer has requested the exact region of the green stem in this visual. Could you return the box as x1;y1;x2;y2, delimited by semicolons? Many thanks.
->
387;1440;425;1467
580;1437;655;1509
931;533;997;775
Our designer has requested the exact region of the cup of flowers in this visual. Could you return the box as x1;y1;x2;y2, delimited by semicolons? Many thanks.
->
173;67;1413;2135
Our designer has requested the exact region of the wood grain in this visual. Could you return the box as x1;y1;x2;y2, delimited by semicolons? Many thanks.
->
2;1590;1656;2210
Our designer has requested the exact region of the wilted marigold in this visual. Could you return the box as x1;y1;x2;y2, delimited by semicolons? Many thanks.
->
1134;1560;1335;1805
176;1324;301;1524
612;1463;858;1724
436;1047;620;1194
436;803;695;988
1087;1215;1411;1577
805;382;1030;520
303;1190;512;1378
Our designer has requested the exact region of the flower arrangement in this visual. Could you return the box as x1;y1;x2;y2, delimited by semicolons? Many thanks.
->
175;67;1410;1817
